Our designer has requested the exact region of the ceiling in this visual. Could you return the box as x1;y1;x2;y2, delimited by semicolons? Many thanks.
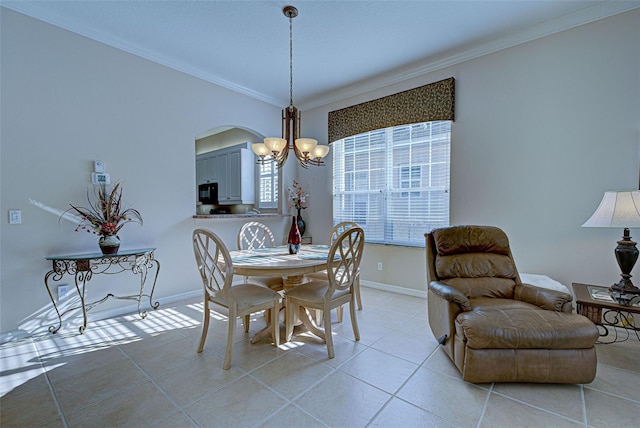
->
3;1;639;110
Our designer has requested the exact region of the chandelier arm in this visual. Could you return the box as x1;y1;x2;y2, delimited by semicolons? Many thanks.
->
275;145;288;169
294;144;310;168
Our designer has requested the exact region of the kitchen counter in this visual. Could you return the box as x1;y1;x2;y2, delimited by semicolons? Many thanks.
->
193;213;286;220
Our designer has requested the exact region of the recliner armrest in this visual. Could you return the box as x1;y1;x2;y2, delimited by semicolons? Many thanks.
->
429;281;472;311
515;283;573;312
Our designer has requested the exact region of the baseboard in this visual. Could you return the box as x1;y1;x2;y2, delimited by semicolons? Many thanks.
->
361;280;427;299
0;330;31;345
1;290;204;344
86;289;203;323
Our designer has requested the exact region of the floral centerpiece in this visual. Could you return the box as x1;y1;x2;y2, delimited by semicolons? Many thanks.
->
287;180;308;211
287;180;308;236
65;182;143;254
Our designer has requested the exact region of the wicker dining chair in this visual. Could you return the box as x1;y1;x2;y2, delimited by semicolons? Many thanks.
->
307;221;363;323
193;228;280;370
237;221;285;291
285;227;364;358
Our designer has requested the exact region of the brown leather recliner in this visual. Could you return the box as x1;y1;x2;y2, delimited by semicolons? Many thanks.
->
426;225;599;384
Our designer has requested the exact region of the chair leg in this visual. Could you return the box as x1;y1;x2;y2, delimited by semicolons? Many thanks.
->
337;305;344;323
355;275;362;310
223;306;237;370
323;306;335;359
197;302;210;353
350;297;360;341
243;315;250;333
271;300;280;347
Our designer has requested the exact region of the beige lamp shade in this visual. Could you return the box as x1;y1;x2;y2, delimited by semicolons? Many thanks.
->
294;138;317;154
264;137;287;154
252;143;270;157
311;145;330;159
582;191;640;228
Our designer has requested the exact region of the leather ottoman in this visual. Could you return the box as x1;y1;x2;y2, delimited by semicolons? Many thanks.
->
454;306;599;383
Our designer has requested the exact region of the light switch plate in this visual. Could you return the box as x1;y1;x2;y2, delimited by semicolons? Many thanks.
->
9;209;21;224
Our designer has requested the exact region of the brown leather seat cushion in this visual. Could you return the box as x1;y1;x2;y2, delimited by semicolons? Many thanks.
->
456;308;599;350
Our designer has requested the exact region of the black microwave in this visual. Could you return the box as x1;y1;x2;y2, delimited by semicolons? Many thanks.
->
198;182;218;205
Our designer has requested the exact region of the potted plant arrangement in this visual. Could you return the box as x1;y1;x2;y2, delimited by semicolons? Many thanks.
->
65;182;143;254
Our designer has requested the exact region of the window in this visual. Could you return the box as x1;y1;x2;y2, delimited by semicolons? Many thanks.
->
257;160;278;209
400;165;421;198
332;121;451;246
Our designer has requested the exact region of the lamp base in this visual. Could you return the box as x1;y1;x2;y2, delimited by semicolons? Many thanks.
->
608;228;640;305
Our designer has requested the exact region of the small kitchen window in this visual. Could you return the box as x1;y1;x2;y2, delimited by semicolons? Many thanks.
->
257;160;278;209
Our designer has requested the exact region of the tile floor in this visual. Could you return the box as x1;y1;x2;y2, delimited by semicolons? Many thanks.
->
1;287;639;427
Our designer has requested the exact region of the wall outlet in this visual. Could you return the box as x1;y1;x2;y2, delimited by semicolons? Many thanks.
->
9;209;21;224
57;285;69;301
377;262;383;271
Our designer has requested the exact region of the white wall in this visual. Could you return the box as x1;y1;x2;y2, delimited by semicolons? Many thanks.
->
0;9;289;334
1;8;639;335
301;9;640;295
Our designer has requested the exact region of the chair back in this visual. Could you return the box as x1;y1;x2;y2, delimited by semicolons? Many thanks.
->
193;228;233;299
426;225;520;299
238;222;276;250
329;221;359;244
326;227;365;297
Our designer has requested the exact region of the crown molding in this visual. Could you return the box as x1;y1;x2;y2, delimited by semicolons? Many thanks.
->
300;1;640;111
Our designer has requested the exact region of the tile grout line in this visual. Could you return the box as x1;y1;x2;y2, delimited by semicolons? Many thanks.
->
33;336;71;428
53;324;202;427
489;389;588;425
363;344;444;426
39;326;148;425
580;384;588;428
475;382;494;428
245;346;351;426
110;334;208;427
582;384;640;404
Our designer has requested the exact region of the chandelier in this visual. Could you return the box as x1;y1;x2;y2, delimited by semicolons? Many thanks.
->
252;5;330;169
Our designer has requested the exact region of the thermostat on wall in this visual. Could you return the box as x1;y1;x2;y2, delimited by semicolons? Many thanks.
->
91;172;110;184
94;160;105;173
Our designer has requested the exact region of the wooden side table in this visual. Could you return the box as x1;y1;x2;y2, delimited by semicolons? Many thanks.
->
572;282;640;343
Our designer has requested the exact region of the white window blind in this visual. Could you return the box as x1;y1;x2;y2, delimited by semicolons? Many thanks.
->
332;121;451;246
257;160;278;209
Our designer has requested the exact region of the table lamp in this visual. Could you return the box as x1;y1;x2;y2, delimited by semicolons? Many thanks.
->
582;190;640;304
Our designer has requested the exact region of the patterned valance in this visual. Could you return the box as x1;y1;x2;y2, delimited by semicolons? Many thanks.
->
328;77;455;143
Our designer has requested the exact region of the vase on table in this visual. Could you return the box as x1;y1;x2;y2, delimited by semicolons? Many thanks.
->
99;235;120;255
296;208;306;236
288;216;301;254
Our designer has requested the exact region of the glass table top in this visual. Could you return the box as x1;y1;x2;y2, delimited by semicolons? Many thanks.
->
46;248;156;261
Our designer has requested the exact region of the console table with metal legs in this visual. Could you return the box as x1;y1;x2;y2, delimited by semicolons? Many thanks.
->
44;248;160;334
